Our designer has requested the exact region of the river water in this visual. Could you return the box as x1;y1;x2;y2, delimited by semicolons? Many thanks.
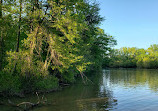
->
1;69;158;111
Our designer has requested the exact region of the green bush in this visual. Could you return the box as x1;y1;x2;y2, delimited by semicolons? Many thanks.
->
35;75;58;91
0;71;59;94
0;71;21;94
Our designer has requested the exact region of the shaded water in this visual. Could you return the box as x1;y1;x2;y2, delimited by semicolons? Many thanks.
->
1;69;158;111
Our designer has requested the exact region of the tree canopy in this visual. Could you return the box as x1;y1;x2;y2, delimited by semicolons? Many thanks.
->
0;0;116;94
108;44;158;69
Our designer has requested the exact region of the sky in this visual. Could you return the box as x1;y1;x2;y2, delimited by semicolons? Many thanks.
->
97;0;158;49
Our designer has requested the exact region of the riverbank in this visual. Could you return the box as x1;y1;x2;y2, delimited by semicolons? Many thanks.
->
0;69;95;97
2;69;158;111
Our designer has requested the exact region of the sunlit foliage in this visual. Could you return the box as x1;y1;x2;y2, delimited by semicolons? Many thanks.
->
0;0;116;94
109;44;158;69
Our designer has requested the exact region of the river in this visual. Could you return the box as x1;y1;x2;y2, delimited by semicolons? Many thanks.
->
1;69;158;111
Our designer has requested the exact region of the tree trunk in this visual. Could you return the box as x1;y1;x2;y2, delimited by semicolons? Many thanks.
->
0;0;3;69
16;0;22;52
0;0;2;18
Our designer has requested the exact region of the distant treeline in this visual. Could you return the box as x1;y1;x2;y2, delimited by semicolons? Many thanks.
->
107;44;158;68
0;0;116;94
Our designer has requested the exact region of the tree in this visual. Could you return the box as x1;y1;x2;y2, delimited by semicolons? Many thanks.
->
16;0;22;52
0;0;117;93
108;45;158;69
0;0;3;69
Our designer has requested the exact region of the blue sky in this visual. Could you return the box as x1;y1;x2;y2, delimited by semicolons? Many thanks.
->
97;0;158;49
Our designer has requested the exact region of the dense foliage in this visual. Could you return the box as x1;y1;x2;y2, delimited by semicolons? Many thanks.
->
0;0;116;94
108;44;158;68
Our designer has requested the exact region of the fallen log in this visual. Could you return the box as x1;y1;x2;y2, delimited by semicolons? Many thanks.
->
17;102;36;107
0;92;48;111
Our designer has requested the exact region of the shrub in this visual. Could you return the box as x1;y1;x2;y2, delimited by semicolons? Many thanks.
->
35;75;58;91
0;71;21;94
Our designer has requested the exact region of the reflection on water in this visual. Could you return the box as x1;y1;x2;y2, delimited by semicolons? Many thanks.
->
2;69;158;111
33;71;117;111
108;69;158;92
105;69;158;111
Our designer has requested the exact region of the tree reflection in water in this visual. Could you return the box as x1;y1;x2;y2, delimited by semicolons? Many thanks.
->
108;69;158;92
1;70;118;111
76;70;117;111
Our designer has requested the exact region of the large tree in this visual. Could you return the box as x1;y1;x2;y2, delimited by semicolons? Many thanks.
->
0;0;116;93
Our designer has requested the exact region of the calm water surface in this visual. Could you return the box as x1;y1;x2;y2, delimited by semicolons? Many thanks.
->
1;69;158;111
